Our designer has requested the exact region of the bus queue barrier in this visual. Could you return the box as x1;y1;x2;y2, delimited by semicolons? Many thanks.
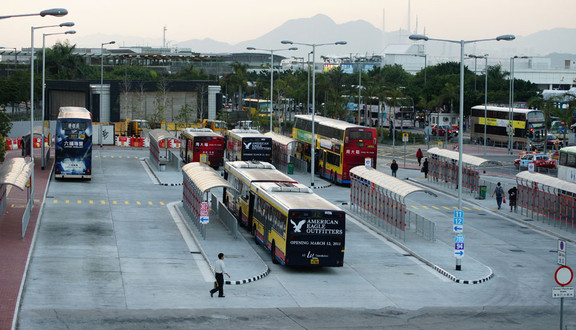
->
349;166;437;242
182;163;238;240
516;172;576;233
148;129;175;171
426;147;501;199
263;132;301;174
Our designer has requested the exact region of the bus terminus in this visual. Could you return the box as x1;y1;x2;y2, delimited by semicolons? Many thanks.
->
223;161;297;228
252;181;346;266
470;105;546;149
226;129;272;162
179;128;225;169
292;114;377;184
54;107;93;179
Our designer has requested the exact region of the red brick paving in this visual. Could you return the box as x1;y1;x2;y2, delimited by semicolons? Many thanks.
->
0;149;52;330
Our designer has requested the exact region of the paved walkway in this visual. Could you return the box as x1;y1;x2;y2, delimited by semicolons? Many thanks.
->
0;150;52;330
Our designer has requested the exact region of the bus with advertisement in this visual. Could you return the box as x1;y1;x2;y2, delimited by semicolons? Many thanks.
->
558;146;576;183
226;129;272;162
223;161;297;228
469;105;546;149
179;128;225;169
252;181;346;266
54;107;93;179
292;114;377;185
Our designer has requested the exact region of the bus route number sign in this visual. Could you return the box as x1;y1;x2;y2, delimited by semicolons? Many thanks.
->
200;202;210;224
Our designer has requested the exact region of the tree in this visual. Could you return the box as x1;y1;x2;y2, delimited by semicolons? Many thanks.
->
44;41;93;80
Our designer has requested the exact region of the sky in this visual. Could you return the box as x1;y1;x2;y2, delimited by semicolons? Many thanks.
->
2;0;576;49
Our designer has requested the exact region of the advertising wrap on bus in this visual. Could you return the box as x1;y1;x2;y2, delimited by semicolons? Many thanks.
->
286;210;346;266
241;137;272;161
55;117;93;178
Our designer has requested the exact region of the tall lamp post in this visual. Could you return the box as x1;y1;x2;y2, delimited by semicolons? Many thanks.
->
508;55;530;153
468;54;489;156
281;40;347;187
409;33;514;271
246;46;297;132
30;20;73;203
42;30;76;169
100;41;115;147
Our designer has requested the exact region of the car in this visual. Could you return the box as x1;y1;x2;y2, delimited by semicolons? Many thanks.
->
514;152;556;169
432;124;458;137
546;134;564;148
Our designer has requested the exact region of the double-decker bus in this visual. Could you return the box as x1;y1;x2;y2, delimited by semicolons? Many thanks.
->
381;97;415;129
223;161;297;228
252;181;345;266
242;98;271;116
558;146;576;183
469;105;546;149
226;129;272;162
292;115;377;184
54;107;93;179
179;128;225;169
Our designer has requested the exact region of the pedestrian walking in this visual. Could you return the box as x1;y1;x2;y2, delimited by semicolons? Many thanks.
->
390;159;398;177
416;148;423;166
422;158;429;179
508;186;518;212
492;182;504;210
210;253;230;298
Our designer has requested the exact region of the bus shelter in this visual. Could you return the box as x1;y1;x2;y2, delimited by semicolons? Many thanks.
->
516;171;576;232
148;129;175;170
350;166;437;241
427;147;502;195
0;158;34;237
263;132;304;173
182;162;237;239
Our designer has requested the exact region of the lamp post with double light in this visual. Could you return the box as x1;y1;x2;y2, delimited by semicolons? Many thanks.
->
246;46;297;132
281;40;346;187
468;54;489;156
42;30;76;169
409;33;514;271
30;20;73;203
100;41;115;147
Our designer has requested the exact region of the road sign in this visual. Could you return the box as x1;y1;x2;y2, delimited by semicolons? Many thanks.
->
558;239;567;266
365;157;372;168
454;234;465;259
528;162;535;172
200;202;210;224
402;133;409;142
453;210;464;233
555;266;573;286
553;287;574;298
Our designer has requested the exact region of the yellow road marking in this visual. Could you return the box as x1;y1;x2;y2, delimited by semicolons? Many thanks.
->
432;206;440;210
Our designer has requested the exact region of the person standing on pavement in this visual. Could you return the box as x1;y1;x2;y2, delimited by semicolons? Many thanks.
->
390;160;398;177
210;253;230;298
416;148;423;166
422;158;429;179
492;182;504;210
508;186;518;212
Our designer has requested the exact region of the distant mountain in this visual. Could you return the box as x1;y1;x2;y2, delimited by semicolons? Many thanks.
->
74;16;576;61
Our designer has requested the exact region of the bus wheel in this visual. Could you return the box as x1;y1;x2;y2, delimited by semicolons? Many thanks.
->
271;241;279;264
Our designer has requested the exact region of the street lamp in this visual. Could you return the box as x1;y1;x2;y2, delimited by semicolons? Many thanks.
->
29;20;73;204
508;55;530;153
409;33;514;271
100;41;115;147
246;46;297;132
468;54;489;156
42;30;76;169
0;8;67;20
281;40;347;187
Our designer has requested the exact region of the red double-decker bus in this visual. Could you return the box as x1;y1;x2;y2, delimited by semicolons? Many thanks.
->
179;128;225;169
292;115;377;185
